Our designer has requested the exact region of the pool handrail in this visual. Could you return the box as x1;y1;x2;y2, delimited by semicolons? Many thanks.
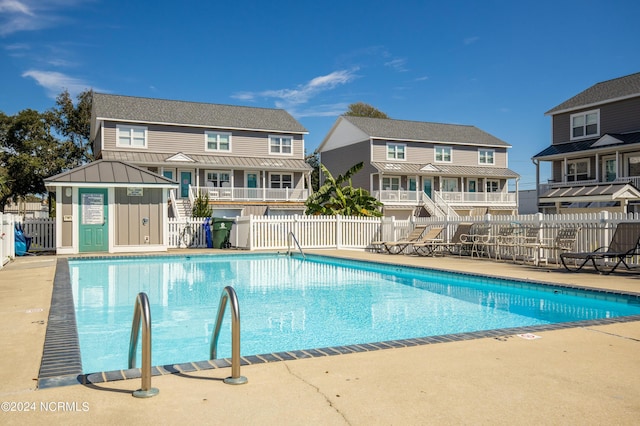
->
128;292;159;398
210;286;248;385
287;231;305;259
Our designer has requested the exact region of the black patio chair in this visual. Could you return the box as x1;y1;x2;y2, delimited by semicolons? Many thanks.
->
560;222;640;275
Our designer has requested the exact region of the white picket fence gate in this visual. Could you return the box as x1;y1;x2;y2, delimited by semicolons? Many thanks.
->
2;212;639;270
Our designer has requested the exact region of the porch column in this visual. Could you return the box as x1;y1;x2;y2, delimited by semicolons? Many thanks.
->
563;158;567;183
616;151;621;179
595;152;599;182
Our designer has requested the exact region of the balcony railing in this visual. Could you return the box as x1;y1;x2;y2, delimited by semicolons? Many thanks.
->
539;176;640;194
374;190;421;203
437;191;516;205
374;190;516;206
191;186;310;202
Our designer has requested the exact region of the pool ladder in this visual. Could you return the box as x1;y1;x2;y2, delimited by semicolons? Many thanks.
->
210;286;248;385
128;287;246;398
287;231;305;259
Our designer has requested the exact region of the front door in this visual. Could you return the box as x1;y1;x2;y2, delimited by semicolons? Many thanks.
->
247;172;258;199
180;171;192;198
79;188;108;252
422;178;432;198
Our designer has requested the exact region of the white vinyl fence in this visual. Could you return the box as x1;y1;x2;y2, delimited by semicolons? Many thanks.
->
1;212;637;268
1;212;16;268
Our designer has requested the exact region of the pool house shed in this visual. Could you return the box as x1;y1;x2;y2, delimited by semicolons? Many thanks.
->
44;160;178;254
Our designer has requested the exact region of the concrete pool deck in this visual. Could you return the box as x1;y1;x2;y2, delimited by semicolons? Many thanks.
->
1;250;639;425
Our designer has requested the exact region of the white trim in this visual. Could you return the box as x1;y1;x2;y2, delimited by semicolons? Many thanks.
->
434;146;452;163
116;124;148;148
386;142;406;161
569;109;600;141
96;116;308;135
478;148;495;165
566;158;590;182
268;172;293;188
269;135;294;156
204;130;232;152
46;182;177;189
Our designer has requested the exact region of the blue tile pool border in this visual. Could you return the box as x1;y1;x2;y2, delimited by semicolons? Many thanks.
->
37;253;640;389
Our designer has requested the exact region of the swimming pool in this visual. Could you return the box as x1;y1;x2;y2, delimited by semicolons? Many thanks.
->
67;253;640;374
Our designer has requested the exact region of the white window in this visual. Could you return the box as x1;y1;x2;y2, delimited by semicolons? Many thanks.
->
205;131;231;152
570;110;599;140
206;171;230;187
270;136;293;155
485;180;499;192
435;146;452;162
478;149;495;165
386;143;406;160
117;125;147;148
270;173;292;188
441;178;458;192
382;177;400;190
566;159;589;182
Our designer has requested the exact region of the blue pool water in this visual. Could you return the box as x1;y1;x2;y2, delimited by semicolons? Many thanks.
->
69;254;640;374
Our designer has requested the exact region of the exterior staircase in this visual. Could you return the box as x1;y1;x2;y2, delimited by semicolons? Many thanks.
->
172;198;192;219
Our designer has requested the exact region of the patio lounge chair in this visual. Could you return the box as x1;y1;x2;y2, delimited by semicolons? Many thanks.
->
379;225;428;254
431;223;474;255
560;222;640;274
408;227;445;256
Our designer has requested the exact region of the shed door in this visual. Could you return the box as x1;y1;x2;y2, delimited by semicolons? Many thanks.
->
79;188;108;252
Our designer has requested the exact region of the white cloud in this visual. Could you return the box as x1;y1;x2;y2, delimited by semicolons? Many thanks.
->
22;69;97;98
415;75;429;82
231;69;358;111
0;0;88;36
384;58;408;72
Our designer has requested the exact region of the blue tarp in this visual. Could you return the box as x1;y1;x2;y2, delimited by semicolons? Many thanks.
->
14;223;32;256
203;218;213;248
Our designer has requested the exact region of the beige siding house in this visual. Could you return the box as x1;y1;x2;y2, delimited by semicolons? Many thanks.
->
533;72;640;214
318;116;520;218
91;94;312;217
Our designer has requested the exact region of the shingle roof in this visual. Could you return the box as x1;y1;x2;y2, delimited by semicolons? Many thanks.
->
546;72;640;115
532;131;640;158
44;160;178;186
342;116;510;147
92;93;308;133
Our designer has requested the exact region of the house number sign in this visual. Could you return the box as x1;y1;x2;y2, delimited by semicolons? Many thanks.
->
82;193;104;225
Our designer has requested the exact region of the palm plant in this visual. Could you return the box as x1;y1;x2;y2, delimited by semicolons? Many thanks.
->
305;162;382;217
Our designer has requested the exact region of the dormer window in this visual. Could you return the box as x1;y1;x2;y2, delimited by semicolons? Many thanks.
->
570;110;599;140
386;143;405;160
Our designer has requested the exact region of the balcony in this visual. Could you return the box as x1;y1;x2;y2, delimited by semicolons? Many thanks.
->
374;190;516;206
374;190;421;204
538;176;640;194
191;186;310;202
437;191;516;206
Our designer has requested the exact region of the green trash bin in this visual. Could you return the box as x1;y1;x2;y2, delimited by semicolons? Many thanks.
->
211;218;234;249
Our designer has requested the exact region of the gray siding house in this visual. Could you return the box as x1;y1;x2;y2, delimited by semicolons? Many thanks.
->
91;94;312;217
318;116;520;218
532;72;640;214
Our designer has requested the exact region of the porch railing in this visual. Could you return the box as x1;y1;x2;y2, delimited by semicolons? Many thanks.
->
191;186;310;202
539;176;640;194
436;191;516;205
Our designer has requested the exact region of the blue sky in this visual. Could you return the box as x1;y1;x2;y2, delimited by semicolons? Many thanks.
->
2;0;640;189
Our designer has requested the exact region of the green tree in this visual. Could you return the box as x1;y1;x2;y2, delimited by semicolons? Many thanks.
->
305;162;382;217
343;102;389;119
192;193;213;217
305;150;320;191
52;89;94;162
0;109;83;212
